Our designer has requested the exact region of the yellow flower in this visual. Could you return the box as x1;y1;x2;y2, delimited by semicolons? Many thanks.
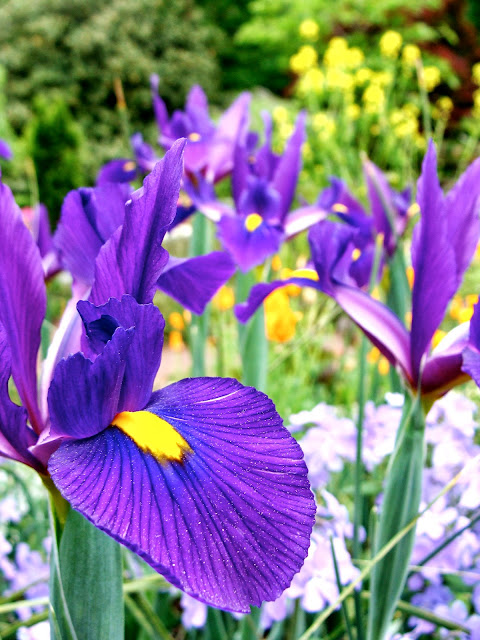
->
325;67;354;91
345;47;365;69
299;19;319;41
297;67;325;94
472;62;480;86
168;330;184;352
420;66;441;92
346;104;361;120
290;45;318;74
379;30;403;59
371;71;393;87
362;84;385;113
378;357;390;376
312;112;336;139
272;106;289;127
212;285;235;311
402;44;421;66
271;255;282;272
355;68;373;85
264;289;301;343
168;311;185;331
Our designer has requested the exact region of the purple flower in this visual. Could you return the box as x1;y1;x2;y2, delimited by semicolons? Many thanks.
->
0;141;315;613
237;142;480;399
55;162;235;316
151;76;251;183
189;112;325;272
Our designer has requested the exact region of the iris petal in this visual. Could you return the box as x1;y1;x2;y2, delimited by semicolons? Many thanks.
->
157;253;236;315
0;182;46;432
77;295;164;411
48;377;315;613
0;323;41;470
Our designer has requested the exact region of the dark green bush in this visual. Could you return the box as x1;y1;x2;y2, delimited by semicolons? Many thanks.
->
27;96;85;228
0;0;223;178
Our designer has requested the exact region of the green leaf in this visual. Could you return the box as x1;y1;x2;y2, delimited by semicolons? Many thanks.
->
50;508;124;640
367;394;425;640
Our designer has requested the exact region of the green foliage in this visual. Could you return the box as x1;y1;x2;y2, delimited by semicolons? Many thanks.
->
234;0;448;92
26;96;85;228
0;0;223;179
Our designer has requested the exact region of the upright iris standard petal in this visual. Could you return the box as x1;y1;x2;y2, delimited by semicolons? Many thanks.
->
411;141;457;377
218;215;284;272
55;184;127;285
77;296;165;411
0;182;46;432
0;323;42;471
48;377;315;613
157;253;236;315
47;328;133;442
271;111;306;222
90;141;185;305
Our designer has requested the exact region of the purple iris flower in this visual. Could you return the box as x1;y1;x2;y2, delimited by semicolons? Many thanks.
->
54;173;235;316
313;159;412;287
186;112;325;272
21;204;61;279
151;74;251;183
0;141;315;612
236;141;480;400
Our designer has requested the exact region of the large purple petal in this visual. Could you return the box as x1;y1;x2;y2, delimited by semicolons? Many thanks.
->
334;286;412;380
77;296;164;411
90;141;185;305
217;215;283;272
0;323;42;470
157;253;236;314
411;141;457;377
55;185;127;285
47;328;133;442
0;182;45;432
206;93;251;183
271;111;305;221
443;156;480;281
462;303;480;388
48;377;315;613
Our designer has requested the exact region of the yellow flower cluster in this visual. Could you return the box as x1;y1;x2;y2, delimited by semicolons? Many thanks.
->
290;45;318;74
449;295;479;323
212;285;235;311
472;62;480;86
389;104;420;138
379;30;403;59
264;288;302;343
323;37;364;69
168;311;191;352
402;44;421;67
419;66;442;92
299;19;319;41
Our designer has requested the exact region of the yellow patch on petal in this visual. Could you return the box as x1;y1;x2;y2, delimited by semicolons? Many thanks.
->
289;268;319;281
351;248;361;262
112;411;192;463
245;213;263;232
332;203;348;213
123;161;137;172
188;132;201;142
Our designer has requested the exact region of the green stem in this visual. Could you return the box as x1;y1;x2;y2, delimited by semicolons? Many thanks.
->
367;393;425;640
189;214;212;377
235;271;268;391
